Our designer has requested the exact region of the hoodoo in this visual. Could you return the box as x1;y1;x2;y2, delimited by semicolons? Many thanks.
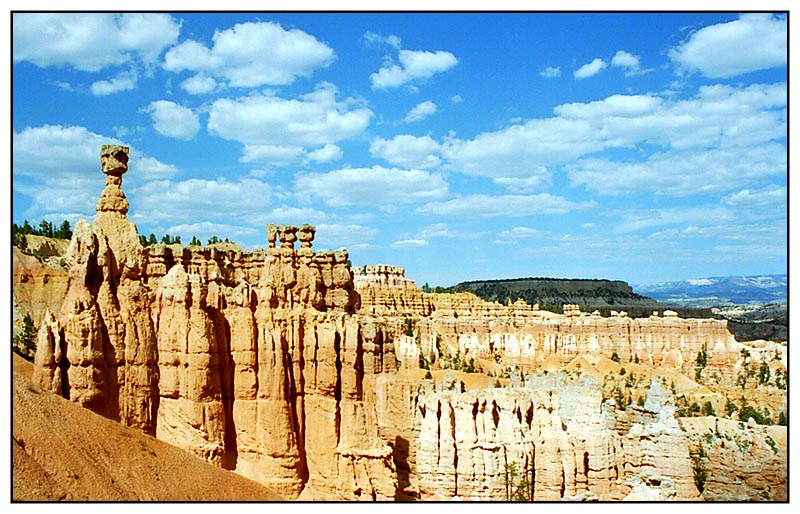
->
31;146;786;501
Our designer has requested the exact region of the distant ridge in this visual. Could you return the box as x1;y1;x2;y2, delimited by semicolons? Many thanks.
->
449;277;689;317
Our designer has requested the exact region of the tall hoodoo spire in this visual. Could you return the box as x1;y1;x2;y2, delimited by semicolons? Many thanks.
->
95;144;130;214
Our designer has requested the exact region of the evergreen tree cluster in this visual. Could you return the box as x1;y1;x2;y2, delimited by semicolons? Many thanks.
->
13;219;73;247
138;233;231;247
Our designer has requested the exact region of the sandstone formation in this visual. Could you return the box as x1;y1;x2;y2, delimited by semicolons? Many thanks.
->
680;417;787;501
12;246;69;335
28;146;785;502
32;145;395;500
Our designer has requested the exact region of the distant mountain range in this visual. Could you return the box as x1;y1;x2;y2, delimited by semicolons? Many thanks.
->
633;274;787;307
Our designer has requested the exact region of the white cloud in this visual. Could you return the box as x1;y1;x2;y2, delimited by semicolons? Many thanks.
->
451;95;463;104
90;70;137;96
392;239;428;248
573;58;606;79
493;174;551;193
404;101;438;122
180;73;218;95
554;94;663;119
241;145;306;165
135;156;179;180
442;82;786;194
440;117;598;182
723;184;786;211
295;166;448;207
143;100;200;140
362;32;402;49
498;227;550;239
610;50;648;77
669;14;787;78
418;194;596;218
540;66;561;78
163;21;334;87
417;223;486;240
370;135;441;169
13;13;180;72
241;142;343;166
308;144;343;163
614;206;736;234
131;177;273;225
315;223;379;250
371;49;458;89
567;144;786;197
207;83;372;151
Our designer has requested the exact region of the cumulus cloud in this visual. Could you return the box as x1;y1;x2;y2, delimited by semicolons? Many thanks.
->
540;66;561;78
142;100;201;140
90;70;137;95
610;50;648;76
404;101;438;122
451;95;463;104
573;58;607;79
308;144;343;163
370;135;441;169
13;13;180;72
180;73;218;95
242;142;343;166
669;13;787;78
370;49;458;89
418;194;596;218
207;83;372;151
442;82;786;195
295;166;448;207
163;21;334;87
131;177;273;225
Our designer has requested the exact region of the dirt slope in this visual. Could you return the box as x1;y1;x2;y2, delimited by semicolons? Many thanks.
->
12;357;283;501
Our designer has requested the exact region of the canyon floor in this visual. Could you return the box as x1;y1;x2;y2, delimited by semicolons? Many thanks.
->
12;354;282;501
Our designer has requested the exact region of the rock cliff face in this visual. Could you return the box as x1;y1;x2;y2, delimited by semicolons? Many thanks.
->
404;375;700;501
29;147;784;501
32;145;396;500
12;247;69;335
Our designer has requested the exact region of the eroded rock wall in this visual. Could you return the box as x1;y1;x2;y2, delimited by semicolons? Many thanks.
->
408;374;700;501
32;145;397;500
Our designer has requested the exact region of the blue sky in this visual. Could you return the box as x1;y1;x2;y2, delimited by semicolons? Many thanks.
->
11;12;788;286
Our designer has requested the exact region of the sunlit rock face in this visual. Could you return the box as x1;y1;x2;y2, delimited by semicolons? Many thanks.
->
31;145;784;502
33;146;397;500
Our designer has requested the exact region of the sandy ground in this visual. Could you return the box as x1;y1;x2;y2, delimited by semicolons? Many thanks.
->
12;354;282;501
